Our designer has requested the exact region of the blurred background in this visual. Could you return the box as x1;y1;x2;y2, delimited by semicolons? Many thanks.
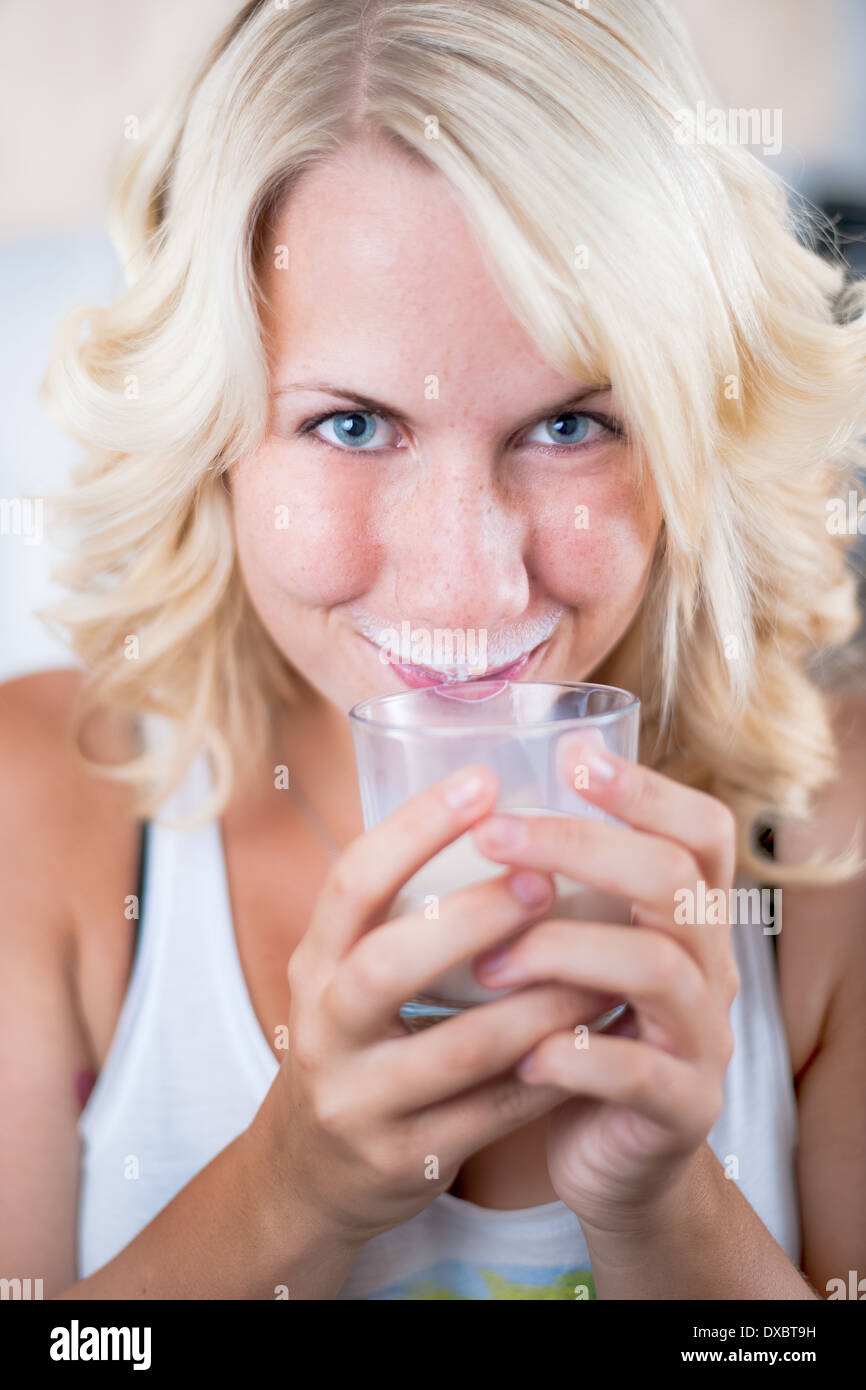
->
1;0;865;682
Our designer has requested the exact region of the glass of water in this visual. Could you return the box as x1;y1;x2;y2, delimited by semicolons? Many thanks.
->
348;679;640;1032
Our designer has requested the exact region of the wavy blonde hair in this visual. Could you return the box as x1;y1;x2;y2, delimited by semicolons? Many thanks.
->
39;0;866;884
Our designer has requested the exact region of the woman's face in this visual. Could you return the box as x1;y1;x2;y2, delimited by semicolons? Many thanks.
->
230;139;662;713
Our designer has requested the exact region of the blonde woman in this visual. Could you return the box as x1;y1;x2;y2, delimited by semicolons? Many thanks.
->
2;0;865;1301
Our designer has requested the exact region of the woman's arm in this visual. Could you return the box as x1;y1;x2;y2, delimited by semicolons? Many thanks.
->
581;691;866;1300
469;694;865;1299
774;692;866;1294
0;671;363;1300
581;1142;822;1299
55;1121;363;1300
0;672;107;1293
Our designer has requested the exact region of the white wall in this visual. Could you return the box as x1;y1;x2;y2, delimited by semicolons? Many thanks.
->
0;0;238;682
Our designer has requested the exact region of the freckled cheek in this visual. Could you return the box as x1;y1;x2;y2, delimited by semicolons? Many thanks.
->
231;455;381;607
531;482;659;606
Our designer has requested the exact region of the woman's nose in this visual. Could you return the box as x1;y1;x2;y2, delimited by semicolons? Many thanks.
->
384;462;531;628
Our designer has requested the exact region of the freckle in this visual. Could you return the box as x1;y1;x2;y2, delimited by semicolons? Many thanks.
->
75;1067;97;1108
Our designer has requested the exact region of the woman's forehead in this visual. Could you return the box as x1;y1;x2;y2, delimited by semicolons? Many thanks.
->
259;144;605;414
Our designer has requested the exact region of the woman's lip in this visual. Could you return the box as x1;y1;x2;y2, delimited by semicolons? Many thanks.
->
359;633;550;688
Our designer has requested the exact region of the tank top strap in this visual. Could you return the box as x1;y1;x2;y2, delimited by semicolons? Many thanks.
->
753;818;779;973
135;712;213;825
131;714;210;957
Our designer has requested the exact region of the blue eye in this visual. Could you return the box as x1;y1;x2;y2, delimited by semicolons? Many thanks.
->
525;413;603;448
300;410;394;450
296;406;623;455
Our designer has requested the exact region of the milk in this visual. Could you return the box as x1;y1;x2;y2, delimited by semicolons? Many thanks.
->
388;807;631;1011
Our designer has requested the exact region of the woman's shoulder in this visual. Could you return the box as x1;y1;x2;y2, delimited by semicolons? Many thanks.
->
772;685;866;1081
0;666;142;1011
825;684;866;754
0;665;142;829
781;684;866;859
774;685;866;873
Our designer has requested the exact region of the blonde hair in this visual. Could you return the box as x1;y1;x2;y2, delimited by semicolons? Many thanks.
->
40;0;866;884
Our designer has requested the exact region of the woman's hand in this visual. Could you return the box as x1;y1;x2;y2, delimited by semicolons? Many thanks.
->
250;762;612;1250
470;736;741;1239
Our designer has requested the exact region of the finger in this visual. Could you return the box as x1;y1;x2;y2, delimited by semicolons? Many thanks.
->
360;981;622;1113
306;762;499;966
469;811;732;982
515;1031;722;1146
557;733;737;885
471;808;697;924
473;920;715;1060
324;867;560;1042
406;1067;576;1166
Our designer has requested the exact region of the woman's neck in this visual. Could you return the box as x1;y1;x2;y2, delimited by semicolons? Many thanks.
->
270;690;365;851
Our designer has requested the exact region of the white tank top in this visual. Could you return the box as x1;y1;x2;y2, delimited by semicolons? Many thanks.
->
76;740;802;1298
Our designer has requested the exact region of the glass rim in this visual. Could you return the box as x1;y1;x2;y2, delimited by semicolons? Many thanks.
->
348;678;640;737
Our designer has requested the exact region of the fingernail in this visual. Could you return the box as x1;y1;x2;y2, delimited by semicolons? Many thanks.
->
516;1051;536;1079
476;814;527;850
575;745;615;783
442;768;490;810
477;944;513;978
510;870;551;906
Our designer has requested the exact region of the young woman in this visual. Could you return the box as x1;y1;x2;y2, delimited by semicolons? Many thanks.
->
2;0;865;1301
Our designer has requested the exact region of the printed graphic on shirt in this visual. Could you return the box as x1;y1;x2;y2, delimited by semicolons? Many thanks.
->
368;1261;597;1300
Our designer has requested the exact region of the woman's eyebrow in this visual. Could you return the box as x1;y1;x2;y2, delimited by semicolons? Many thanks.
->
270;381;612;429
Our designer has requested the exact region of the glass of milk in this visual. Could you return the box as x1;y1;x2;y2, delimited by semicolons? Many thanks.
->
349;680;640;1032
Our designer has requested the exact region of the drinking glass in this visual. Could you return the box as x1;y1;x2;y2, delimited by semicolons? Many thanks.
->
349;679;640;1032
